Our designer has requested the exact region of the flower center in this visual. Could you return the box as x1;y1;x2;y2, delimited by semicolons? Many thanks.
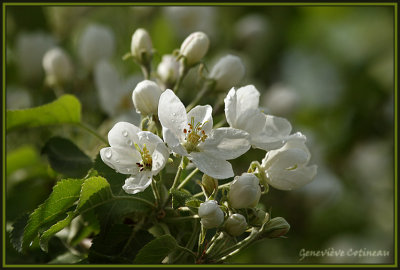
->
135;143;152;171
182;117;208;153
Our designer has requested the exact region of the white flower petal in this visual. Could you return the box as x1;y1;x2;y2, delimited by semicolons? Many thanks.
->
190;152;234;179
108;122;141;148
151;143;170;175
267;164;317;191
235;108;265;134
158;89;187;139
122;171;153;194
100;147;141;175
187;105;213;135
265;148;309;171
224;88;237;128
199;127;250;160
251;115;292;151
163;127;188;156
224;85;261;130
236;85;260;116
137;131;163;153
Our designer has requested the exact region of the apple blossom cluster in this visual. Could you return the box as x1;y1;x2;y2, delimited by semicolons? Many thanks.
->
97;28;317;263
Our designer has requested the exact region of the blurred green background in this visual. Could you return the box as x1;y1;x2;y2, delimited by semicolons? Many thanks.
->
5;5;395;264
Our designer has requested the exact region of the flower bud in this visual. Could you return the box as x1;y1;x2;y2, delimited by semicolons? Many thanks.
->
209;54;245;91
157;54;180;88
261;132;317;191
132;80;162;115
225;214;247;236
42;47;73;86
260;217;290;238
201;174;218;197
78;24;115;70
130;28;153;65
228;173;261;209
198;200;224;229
180;31;209;66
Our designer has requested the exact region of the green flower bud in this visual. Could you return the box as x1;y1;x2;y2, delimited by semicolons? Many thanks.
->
260;217;290;239
225;213;247;236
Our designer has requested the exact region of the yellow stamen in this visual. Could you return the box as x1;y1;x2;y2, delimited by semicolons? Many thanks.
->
182;117;208;153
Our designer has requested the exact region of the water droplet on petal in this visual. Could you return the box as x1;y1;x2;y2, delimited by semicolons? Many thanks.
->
127;168;131;173
172;112;176;116
116;159;120;163
127;140;133;146
105;149;112;159
122;130;128;137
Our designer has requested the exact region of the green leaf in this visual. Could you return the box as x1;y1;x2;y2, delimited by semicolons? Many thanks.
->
22;179;84;251
42;137;93;178
7;94;81;131
6;145;41;177
133;234;178;264
38;176;113;252
76;176;113;212
39;211;76;252
89;224;153;263
10;213;30;253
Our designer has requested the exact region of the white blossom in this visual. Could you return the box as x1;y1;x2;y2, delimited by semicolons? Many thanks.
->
225;214;247;236
132;80;162;116
78;24;115;70
198;200;224;229
100;122;169;194
228;173;261;209
42;47;73;86
158;90;250;179
209;54;245;91
224;85;293;151
180;32;210;66
260;132;317;191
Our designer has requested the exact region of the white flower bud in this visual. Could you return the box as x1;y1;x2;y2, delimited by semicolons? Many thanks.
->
225;214;247;236
198;200;224;229
180;31;209;66
42;47;73;86
130;28;153;64
132;80;162;115
228;173;261;209
209;54;245;91
78;24;115;70
260;132;317;191
157;55;180;87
